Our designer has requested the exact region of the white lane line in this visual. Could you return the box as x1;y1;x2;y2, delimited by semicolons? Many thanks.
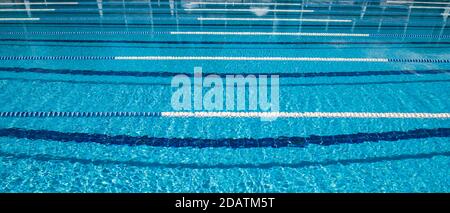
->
188;2;304;6
410;6;450;9
114;56;387;62
161;112;450;119
0;2;78;5
170;31;369;37
388;1;450;5
185;8;314;13
0;9;55;12
0;18;40;21
197;17;352;22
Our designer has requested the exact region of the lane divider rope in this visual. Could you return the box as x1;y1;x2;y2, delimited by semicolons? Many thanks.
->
0;9;55;12
184;8;315;13
197;17;353;22
0;31;168;35
1;112;449;119
0;18;40;21
114;56;390;62
0;56;114;60
1;31;449;38
170;31;450;38
170;31;370;37
0;56;448;63
0;2;78;5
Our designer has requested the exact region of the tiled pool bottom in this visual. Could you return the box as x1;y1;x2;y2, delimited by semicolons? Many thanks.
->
0;125;449;192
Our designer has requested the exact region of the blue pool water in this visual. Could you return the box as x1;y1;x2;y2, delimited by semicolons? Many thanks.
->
0;0;449;192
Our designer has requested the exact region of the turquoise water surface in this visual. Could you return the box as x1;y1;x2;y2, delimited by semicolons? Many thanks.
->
0;0;449;192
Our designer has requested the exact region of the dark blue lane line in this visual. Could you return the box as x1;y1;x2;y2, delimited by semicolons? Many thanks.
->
2;38;450;45
284;79;450;86
0;149;449;169
1;67;448;78
0;128;448;148
2;77;448;87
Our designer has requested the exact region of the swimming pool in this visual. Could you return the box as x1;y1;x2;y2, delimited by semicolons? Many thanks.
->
0;0;449;192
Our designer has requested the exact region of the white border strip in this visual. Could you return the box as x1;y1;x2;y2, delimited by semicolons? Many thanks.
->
114;56;388;62
0;9;55;12
197;17;352;23
161;112;450;119
185;8;314;13
0;2;78;5
0;18;40;21
170;31;369;37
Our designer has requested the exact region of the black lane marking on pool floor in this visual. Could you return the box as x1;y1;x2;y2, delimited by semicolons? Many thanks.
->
1;67;449;78
1;149;449;169
0;127;448;148
2;77;448;87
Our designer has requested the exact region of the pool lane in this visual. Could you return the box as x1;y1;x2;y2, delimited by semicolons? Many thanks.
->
0;0;449;145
